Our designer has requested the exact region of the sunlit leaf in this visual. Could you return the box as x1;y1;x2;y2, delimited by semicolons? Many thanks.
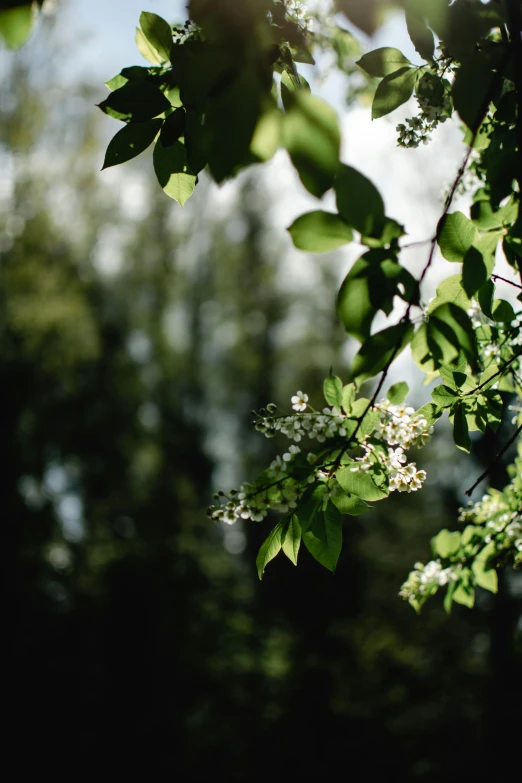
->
372;66;416;119
323;374;343;408
256;521;285;579
357;46;411;77
135;25;163;65
336;466;388;501
431;529;461;558
386;381;409;404
153;139;196;205
437;212;479;263
283;92;340;197
139;11;172;63
351;322;414;381
302;502;342;572
0;4;34;50
281;515;301;566
288;211;353;252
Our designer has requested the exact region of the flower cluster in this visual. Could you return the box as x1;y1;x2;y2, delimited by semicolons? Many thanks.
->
284;0;313;32
209;387;433;526
208;483;270;525
399;559;458;605
350;398;432;493
397;70;452;148
459;491;522;564
374;399;433;449
254;402;349;443
351;443;427;493
207;442;308;526
467;296;522;370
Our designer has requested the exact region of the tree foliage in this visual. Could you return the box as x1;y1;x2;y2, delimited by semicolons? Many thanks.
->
94;0;522;613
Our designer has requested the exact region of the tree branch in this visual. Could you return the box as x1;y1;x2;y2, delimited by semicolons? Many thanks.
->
465;422;522;496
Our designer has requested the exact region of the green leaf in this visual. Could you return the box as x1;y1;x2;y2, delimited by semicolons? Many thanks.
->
102;119;163;169
295;484;326;534
205;64;265;183
281;515;301;566
287;211;353;252
153;139;196;205
471;196;518;230
337;254;413;341
492;298;515;325
478;364;499;392
405;5;435;61
335;164;385;237
437;212;479;263
159;108;186;147
431;385;459;408
280;68;311;110
330;487;370;515
472;558;498;593
105;66;159;91
372;67;417;120
98;82;171;122
477;279;495;320
0;4;34;50
323;375;343;408
386;381;409;404
336;256;376;342
357;409;380;439
135;25;163;65
462;233;499;297
428;275;471;313
452;49;498;132
453;405;471;452
336;466;389;501
350;398;370;418
360;217;405;248
250;109;281;162
283;92;340;198
411;323;437;375
453;582;475;609
351;322;414;382
356;47;411;77
427;303;477;368
462;525;477;546
341;383;356;414
302;502;342;572
480;391;503;431
139;12;172;63
256;521;285;579
444;580;457;614
432;529;461;558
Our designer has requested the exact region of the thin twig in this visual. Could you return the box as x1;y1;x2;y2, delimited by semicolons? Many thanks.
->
491;274;522;291
399;239;432;250
465;422;522;496
464;347;522;396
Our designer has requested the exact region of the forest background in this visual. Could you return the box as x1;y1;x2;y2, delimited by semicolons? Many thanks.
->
2;0;520;778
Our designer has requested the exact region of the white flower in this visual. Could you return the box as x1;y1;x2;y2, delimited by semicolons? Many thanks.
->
268;456;286;479
283;445;301;461
291;391;309;412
